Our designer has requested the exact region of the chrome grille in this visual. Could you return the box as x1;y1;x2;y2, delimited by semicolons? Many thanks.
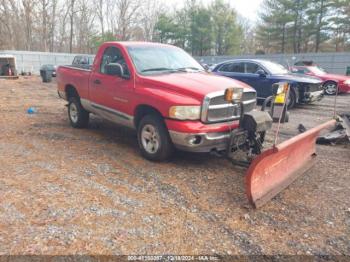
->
242;91;257;114
201;90;257;123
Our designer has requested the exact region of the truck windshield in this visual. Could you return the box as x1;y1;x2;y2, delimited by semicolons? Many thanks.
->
127;46;204;75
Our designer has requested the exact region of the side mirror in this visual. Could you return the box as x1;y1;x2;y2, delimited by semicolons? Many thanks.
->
256;69;266;77
202;64;210;71
105;63;129;79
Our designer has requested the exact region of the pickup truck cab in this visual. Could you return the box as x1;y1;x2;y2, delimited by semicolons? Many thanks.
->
57;42;258;161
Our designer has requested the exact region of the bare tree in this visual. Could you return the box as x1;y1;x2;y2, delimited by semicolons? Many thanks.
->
22;0;36;50
139;0;164;41
115;0;141;40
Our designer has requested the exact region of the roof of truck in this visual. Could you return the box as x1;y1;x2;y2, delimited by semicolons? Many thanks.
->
104;41;176;48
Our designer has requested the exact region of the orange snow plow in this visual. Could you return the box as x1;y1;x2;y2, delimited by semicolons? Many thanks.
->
225;83;337;208
245;119;336;208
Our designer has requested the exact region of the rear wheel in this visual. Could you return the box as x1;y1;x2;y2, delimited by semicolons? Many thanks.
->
68;97;89;128
324;81;337;95
137;114;173;161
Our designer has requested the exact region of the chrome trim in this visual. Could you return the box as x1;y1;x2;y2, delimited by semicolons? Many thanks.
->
242;99;257;105
91;103;130;121
80;98;135;129
209;104;238;110
201;89;256;123
60;65;92;72
169;130;233;153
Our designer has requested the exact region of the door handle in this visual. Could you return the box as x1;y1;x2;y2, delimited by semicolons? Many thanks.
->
94;79;101;85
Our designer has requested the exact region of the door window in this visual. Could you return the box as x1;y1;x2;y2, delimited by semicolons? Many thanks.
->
219;62;245;73
245;62;263;74
100;46;129;76
231;62;244;73
219;63;234;72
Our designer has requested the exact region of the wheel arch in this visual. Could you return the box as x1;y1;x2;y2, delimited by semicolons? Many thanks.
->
323;80;338;86
134;104;164;129
65;84;80;100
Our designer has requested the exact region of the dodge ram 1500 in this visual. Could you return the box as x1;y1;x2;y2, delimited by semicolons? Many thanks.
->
57;42;265;161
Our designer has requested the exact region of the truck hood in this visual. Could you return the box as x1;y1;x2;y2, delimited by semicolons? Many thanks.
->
275;73;323;84
141;72;254;101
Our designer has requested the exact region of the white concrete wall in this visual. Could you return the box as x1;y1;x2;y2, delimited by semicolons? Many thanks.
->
0;50;94;75
197;52;350;75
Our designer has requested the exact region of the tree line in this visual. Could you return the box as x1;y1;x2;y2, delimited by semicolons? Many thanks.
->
257;0;350;54
0;0;162;53
0;0;349;55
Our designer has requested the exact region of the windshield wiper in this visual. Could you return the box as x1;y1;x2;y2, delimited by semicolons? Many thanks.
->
141;67;203;73
141;67;176;72
176;67;202;72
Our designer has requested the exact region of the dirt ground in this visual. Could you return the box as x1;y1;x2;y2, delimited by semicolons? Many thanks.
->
0;76;349;257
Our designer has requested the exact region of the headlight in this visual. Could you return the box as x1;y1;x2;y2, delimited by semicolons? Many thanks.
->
169;106;201;120
344;79;350;85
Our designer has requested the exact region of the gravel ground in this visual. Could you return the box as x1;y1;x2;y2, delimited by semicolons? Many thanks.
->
0;76;349;256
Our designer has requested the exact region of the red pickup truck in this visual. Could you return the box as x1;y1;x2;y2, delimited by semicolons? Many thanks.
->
57;42;266;161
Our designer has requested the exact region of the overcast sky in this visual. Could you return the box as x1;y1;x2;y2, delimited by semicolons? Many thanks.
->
166;0;264;23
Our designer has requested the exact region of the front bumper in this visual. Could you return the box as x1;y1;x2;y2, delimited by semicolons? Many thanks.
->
302;90;324;103
169;130;231;153
166;119;239;153
166;111;272;153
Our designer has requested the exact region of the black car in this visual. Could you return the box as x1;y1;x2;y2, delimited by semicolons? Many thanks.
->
40;64;57;82
212;59;324;108
40;64;57;76
72;55;95;70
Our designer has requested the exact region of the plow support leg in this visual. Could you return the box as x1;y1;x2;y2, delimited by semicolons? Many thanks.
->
246;120;336;208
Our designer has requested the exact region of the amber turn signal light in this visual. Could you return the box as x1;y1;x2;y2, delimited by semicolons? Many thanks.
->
224;87;244;103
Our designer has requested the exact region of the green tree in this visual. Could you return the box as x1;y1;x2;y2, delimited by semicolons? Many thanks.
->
210;0;242;55
190;7;213;55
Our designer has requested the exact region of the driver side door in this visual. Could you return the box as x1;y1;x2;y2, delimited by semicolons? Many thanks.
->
89;46;134;127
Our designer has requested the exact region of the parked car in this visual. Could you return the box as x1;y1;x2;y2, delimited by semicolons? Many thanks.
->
57;42;267;161
71;55;95;70
291;65;350;95
212;59;324;108
40;64;57;76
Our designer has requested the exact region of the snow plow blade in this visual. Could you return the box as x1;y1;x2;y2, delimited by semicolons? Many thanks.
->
246;119;336;208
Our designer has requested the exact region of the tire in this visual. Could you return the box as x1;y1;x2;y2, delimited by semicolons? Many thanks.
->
137;114;174;161
68;97;89;128
287;89;297;109
324;81;337;95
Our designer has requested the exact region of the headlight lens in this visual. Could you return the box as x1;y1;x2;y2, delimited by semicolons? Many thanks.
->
169;106;201;120
344;79;350;85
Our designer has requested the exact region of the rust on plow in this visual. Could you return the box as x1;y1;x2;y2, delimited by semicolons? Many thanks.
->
246;119;336;208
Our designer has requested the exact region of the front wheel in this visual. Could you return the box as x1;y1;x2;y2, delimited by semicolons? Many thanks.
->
68;97;89;128
137;114;174;161
324;81;337;95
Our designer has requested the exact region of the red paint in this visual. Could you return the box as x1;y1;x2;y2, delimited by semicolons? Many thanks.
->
57;42;253;133
292;66;350;93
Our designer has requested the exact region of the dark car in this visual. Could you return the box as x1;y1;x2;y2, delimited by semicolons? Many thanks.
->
212;59;324;108
72;55;95;70
40;64;57;83
40;64;57;77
